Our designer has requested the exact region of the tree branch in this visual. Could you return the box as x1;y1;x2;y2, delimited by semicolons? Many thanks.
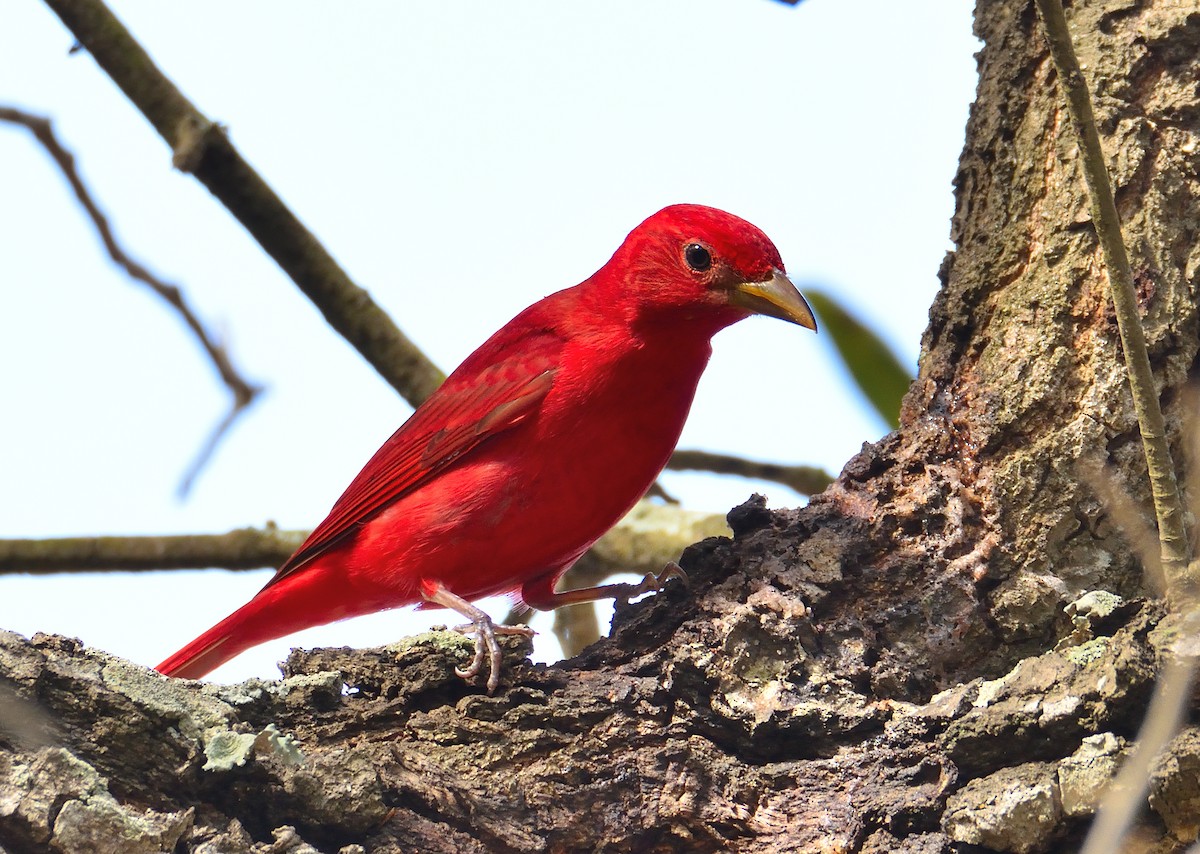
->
0;502;729;578
0;105;262;495
667;449;832;496
0;528;306;574
41;0;446;408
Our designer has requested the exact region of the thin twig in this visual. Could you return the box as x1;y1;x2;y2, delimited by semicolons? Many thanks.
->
0;106;262;495
1034;0;1193;603
176;403;247;499
41;0;446;407
668;449;833;496
1079;654;1198;854
1077;435;1200;854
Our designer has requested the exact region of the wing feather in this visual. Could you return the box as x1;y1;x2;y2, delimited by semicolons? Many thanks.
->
264;328;561;587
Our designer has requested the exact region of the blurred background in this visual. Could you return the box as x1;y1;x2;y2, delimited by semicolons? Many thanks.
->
0;1;980;680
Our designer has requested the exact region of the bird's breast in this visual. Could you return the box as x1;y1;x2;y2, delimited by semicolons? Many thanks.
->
348;334;712;601
519;335;711;530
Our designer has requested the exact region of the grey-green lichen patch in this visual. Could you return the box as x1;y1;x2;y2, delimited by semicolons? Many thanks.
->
202;724;303;772
1064;637;1109;666
206;677;276;707
201;730;256;771
0;747;192;852
194;671;346;712
257;724;304;766
1056;590;1126;651
89;654;239;743
384;630;477;657
1066;590;1124;621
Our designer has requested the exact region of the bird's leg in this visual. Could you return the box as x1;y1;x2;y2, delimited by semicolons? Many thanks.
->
522;561;687;610
419;579;535;694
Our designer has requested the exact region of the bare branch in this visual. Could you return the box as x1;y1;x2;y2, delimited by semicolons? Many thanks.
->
176;403;249;499
0;528;305;574
668;449;832;497
40;0;446;407
0;105;262;494
0;502;729;578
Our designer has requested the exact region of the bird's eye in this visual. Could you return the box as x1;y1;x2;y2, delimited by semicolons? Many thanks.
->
683;243;713;273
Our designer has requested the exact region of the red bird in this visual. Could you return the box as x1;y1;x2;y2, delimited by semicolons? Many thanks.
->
157;204;815;690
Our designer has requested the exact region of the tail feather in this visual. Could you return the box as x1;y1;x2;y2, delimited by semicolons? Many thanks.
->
156;558;410;679
157;569;337;679
155;601;264;679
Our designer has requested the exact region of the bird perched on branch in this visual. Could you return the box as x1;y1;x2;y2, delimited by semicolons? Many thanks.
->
157;204;816;691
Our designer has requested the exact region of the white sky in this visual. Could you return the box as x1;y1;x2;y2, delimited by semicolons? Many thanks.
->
0;1;980;682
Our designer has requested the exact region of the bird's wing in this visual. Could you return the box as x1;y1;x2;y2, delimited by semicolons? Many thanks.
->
265;339;560;588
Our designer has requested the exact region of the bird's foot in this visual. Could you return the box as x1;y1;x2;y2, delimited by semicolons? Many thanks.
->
521;561;689;610
614;560;689;604
420;579;533;694
450;620;535;694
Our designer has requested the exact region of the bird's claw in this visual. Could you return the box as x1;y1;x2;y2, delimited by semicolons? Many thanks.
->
619;560;688;603
421;580;534;693
451;619;536;694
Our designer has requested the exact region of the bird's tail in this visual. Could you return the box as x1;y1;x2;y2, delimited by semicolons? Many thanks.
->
155;593;279;679
155;609;247;680
155;567;357;680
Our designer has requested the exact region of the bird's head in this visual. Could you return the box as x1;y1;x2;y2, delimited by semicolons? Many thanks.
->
600;204;817;336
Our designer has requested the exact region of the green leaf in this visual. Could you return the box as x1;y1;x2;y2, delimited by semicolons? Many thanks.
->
803;288;913;429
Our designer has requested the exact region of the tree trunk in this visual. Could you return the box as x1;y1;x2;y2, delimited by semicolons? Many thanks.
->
3;1;1199;851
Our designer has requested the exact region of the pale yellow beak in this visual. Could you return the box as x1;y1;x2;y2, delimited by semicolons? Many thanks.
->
729;269;817;331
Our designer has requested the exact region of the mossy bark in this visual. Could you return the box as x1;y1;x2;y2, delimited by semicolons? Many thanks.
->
3;1;1200;851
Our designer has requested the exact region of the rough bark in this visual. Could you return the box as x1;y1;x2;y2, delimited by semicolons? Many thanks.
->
3;0;1200;852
